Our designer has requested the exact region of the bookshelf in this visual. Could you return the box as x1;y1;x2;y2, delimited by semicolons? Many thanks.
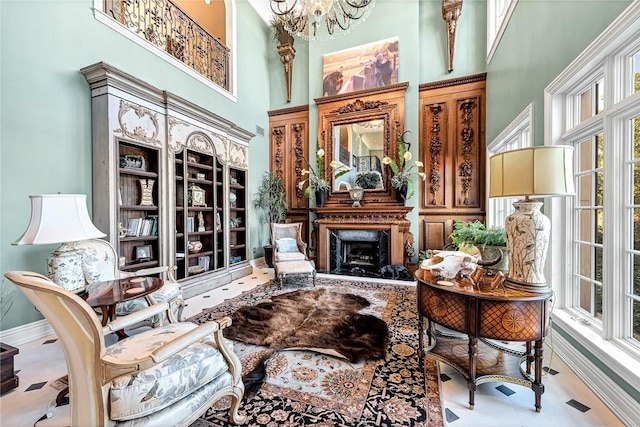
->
84;61;253;297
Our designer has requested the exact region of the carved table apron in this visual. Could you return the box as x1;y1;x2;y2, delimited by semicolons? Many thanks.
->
415;269;552;412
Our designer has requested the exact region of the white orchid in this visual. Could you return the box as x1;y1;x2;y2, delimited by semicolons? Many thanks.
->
383;130;425;201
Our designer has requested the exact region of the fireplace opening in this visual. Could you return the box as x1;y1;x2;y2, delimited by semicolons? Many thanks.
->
330;230;389;277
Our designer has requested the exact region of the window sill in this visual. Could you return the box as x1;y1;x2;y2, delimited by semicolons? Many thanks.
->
552;309;640;392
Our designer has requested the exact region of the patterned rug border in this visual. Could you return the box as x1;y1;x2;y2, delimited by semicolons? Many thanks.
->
188;277;444;427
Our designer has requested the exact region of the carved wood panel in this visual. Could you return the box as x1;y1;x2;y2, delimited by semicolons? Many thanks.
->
418;74;486;252
268;106;310;245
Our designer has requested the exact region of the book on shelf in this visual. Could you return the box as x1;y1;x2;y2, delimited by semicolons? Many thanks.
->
127;218;141;237
126;216;158;237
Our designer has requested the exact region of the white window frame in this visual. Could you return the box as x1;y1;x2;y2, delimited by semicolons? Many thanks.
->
92;0;238;101
487;0;518;65
545;2;640;422
486;102;533;229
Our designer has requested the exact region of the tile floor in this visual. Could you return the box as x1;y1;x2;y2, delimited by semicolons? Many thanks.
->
0;265;624;427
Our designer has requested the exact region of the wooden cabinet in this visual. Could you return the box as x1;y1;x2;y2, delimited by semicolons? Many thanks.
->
82;62;253;297
418;73;487;251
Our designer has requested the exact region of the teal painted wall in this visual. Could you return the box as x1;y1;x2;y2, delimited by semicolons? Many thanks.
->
485;0;631;144
0;0;272;330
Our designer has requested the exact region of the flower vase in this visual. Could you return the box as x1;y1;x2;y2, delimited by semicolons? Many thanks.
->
395;186;408;204
315;190;327;208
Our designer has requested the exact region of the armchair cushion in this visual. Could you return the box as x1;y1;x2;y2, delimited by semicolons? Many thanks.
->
276;238;299;253
107;322;232;420
275;251;307;262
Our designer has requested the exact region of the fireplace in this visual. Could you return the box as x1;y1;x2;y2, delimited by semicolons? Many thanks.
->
313;206;412;279
330;230;389;276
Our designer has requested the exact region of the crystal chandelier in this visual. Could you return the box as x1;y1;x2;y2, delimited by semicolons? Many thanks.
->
268;0;375;41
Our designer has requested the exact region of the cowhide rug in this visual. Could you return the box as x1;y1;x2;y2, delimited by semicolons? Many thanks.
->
224;287;389;395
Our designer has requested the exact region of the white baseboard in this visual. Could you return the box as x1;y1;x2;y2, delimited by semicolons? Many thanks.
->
551;328;639;427
0;319;54;347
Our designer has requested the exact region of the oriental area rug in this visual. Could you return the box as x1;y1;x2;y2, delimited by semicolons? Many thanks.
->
188;277;444;427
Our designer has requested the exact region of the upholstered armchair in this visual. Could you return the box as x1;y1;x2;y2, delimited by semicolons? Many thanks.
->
271;222;308;262
75;239;184;326
4;271;245;427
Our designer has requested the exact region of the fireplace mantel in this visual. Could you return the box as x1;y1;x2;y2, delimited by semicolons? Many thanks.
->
312;206;413;273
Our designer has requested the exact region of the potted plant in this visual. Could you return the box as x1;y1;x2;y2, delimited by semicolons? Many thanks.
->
298;142;350;207
449;220;508;273
382;130;426;203
252;171;288;267
269;17;294;46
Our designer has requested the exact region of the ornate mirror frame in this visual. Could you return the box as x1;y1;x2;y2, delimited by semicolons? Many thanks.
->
315;82;409;206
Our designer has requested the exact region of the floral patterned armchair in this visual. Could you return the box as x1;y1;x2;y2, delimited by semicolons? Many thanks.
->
4;271;245;426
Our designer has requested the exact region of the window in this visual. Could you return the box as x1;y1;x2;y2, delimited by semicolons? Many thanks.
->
487;0;518;64
546;1;640;397
486;103;533;229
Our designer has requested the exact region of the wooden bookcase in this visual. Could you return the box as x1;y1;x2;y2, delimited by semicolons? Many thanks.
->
117;140;161;271
83;62;253;297
175;150;225;280
229;167;247;265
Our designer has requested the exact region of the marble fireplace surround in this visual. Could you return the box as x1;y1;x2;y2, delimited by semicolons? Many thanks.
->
313;206;412;275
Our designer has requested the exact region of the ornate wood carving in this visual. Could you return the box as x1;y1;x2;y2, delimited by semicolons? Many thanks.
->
458;99;476;204
331;99;389;114
428;104;444;205
292;123;304;199
272;126;285;177
115;100;161;145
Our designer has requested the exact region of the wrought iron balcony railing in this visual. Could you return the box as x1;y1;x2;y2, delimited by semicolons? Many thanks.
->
105;0;230;91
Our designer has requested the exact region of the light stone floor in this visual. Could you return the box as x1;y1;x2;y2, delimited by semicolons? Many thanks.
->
0;264;625;427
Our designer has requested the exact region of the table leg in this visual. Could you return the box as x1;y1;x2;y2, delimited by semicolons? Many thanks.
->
418;314;424;363
532;339;545;412
526;341;533;375
103;304;129;340
468;337;478;409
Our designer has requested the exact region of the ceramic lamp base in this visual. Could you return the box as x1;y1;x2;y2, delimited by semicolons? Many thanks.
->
504;199;551;293
47;242;86;293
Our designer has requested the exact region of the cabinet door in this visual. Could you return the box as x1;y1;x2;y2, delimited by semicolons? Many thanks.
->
118;140;161;271
418;74;486;250
229;167;247;265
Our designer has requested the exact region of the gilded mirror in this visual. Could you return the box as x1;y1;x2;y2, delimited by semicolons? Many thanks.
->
332;119;385;191
315;82;408;206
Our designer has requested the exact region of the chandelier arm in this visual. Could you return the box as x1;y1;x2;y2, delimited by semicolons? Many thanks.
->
334;0;369;20
269;0;298;17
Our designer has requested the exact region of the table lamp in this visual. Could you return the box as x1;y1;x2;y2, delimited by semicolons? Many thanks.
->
489;146;575;293
12;194;106;293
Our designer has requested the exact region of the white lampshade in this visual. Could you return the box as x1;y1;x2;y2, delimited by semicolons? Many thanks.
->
489;146;575;198
13;194;105;246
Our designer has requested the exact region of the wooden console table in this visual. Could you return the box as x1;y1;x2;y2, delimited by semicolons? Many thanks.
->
415;269;552;412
